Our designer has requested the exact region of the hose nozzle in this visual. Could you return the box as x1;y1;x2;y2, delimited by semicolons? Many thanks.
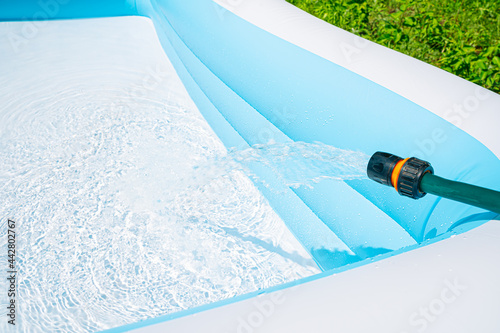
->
367;152;500;214
367;152;433;199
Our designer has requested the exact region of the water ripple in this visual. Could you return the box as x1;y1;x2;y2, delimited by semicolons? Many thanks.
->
0;18;319;333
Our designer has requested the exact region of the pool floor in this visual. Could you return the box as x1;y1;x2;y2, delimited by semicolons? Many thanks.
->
0;17;319;332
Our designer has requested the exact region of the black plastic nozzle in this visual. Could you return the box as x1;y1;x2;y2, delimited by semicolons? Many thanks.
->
367;152;500;214
397;157;433;199
367;152;402;187
367;152;433;199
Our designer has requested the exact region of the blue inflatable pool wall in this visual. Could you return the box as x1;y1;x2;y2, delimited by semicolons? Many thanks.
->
2;0;499;271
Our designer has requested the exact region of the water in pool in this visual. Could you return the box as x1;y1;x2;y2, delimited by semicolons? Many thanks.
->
0;17;367;332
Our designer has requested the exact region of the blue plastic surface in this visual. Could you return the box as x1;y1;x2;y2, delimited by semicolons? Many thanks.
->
141;0;500;245
2;0;500;331
0;0;139;21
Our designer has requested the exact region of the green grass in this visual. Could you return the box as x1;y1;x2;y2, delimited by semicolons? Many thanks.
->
286;0;500;93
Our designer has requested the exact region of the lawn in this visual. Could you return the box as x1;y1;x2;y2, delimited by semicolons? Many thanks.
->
286;0;500;93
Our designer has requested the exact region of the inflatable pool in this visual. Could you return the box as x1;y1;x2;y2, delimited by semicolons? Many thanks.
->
1;0;499;332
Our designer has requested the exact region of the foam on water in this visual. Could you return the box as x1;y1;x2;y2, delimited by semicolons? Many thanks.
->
0;17;368;332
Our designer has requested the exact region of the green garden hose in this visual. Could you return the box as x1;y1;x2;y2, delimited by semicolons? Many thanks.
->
367;152;500;215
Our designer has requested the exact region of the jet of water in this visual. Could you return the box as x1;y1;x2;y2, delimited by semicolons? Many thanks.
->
190;141;370;190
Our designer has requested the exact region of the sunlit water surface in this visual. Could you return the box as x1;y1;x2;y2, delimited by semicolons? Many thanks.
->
0;17;367;332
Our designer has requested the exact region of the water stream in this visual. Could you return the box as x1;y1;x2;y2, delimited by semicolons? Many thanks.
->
0;17;368;333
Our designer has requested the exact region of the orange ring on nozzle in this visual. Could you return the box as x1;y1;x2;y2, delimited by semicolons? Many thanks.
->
391;158;409;192
367;152;433;199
